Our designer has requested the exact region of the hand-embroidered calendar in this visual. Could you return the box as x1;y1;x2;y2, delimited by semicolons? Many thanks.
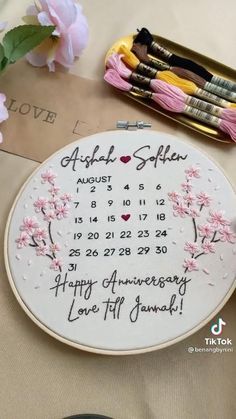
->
5;131;236;354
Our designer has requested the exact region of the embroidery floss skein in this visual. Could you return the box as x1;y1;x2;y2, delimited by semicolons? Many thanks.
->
104;69;236;142
134;28;236;93
106;53;236;123
131;43;236;103
119;45;236;108
132;44;205;86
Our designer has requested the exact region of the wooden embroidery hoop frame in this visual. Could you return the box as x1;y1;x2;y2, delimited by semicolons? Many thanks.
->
4;131;236;355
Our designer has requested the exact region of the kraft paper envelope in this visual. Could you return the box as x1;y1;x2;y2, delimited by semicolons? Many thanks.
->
0;60;177;162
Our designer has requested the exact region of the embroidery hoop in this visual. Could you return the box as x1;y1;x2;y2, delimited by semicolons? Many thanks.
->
4;130;236;355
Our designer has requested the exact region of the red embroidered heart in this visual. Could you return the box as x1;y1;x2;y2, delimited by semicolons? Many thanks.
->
121;214;131;221
120;156;131;164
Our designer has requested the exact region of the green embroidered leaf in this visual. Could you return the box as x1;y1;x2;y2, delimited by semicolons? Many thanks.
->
3;24;55;63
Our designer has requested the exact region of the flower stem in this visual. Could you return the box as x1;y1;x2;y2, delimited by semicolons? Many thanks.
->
48;221;54;245
194;252;205;259
192;218;197;242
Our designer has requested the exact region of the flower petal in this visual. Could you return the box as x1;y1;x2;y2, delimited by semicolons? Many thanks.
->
0;93;6;104
22;15;39;25
0;106;9;123
37;11;54;26
26;5;39;16
48;0;77;28
0;21;7;32
0;94;9;123
26;51;48;67
55;33;73;67
70;4;89;57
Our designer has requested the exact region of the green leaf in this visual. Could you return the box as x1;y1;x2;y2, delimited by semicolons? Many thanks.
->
3;24;55;63
0;43;4;63
0;44;7;72
0;57;8;72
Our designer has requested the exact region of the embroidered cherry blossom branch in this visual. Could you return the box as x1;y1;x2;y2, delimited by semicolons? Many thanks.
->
168;165;236;273
15;170;72;273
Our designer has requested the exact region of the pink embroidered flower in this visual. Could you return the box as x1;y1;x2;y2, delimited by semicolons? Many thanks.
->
196;192;211;207
34;197;48;212
41;169;57;185
168;191;181;203
0;93;9;143
49;185;60;196
184;241;199;254
48;197;59;209
219;226;236;243
173;202;189;218
20;217;39;234
15;232;30;248
198;224;214;238
44;210;56;222
183;258;199;272
185;166;200;179
36;244;48;256
208;210;230;228
188;208;200;218
50;258;62;271
202;241;216;254
25;0;89;72
60;192;73;202
49;243;61;253
56;204;69;219
184;193;195;205
181;182;192;192
33;228;48;241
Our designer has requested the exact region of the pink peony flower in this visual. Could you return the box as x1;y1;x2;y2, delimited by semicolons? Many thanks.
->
41;169;57;185
15;232;30;248
202;241;216;254
49;243;61;253
173;202;189;218
36;244;48;256
168;191;180;203
56;204;69;219
20;217;39;234
219;226;236;243
188;208;200;218
44;210;56;221
183;258;199;272
34;197;48;212
0;93;9;143
185;166;200;179
184;241;199;254
50;258;62;271
60;192;73;202
196;192;211;207
49;185;60;195
184;193;195;205
181;182;192;193
25;0;89;71
208;210;230;229
33;228;48;241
